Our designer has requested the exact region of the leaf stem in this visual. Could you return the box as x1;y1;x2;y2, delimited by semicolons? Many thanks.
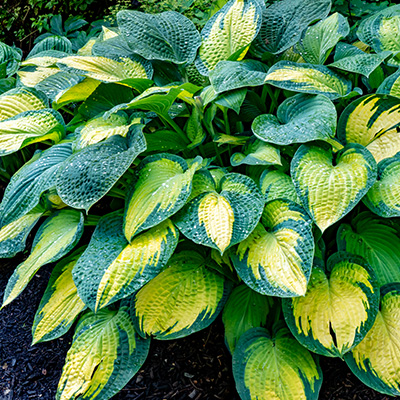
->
159;113;190;145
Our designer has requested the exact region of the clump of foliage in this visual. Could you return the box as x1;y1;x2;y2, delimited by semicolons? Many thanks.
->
1;0;400;399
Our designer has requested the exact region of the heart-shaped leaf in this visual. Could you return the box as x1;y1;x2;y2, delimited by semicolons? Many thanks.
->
296;13;350;64
2;209;84;308
233;326;323;400
377;69;400;98
131;251;231;340
195;0;265;76
252;94;337;145
73;212;178;311
222;284;272;353
283;252;379;357
32;247;87;344
265;61;352;99
337;211;400;287
117;10;201;65
291;143;377;232
28;36;72;58
344;283;400;396
56;129;146;212
363;153;400;218
251;0;331;57
174;171;264;254
124;154;202;241
338;94;400;163
231;199;314;297
57;305;150;400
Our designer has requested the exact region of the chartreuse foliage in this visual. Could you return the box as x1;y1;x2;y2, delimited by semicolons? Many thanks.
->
2;0;400;399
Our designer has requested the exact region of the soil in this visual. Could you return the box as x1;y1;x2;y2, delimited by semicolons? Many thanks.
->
0;256;398;400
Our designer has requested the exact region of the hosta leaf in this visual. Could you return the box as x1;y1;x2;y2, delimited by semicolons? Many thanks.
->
0;142;72;226
57;306;150;400
175;172;264;254
74;112;131;150
296;13;350;64
186;106;206;148
252;94;336;145
0;87;48;122
252;0;331;57
57;130;146;212
329;43;390;78
377;69;400;98
117;11;201;65
283;252;379;357
264;61;352;99
233;326;323;400
230;139;281;166
231;199;314;297
0;42;21;77
0;207;44;258
32;247;86;344
131;251;231;340
73;212;178;311
291;143;377;232
364;153;400;218
57;55;153;83
28;36;72;58
195;0;264;76
2;209;84;307
357;5;400;66
259;169;300;203
144;130;187;153
209;60;269;94
344;283;400;396
78;83;135;120
337;211;400;287
222;284;272;353
21;50;69;67
91;35;134;60
18;66;60;87
0;108;65;156
337;94;400;163
0;77;16;95
124;154;202;241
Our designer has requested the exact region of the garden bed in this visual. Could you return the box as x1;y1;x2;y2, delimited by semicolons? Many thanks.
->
0;259;394;400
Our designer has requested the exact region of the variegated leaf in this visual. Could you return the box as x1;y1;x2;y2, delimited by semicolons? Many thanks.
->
230;139;281;166
73;212;178;311
174;171;264;254
252;94;336;145
57;306;150;400
2;209;84;307
296;13;350;64
264;61;352;99
0;108;65;156
32;247;87;344
195;0;264;75
259;169;300;204
338;94;400;163
364;153;400;218
344;283;400;396
124;154;202;241
0;142;72;226
291;143;377;232
283;252;379;357
231;199;314;297
233;326;323;400
131;251;231;340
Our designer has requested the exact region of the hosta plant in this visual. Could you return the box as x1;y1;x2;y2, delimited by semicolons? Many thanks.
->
1;0;400;399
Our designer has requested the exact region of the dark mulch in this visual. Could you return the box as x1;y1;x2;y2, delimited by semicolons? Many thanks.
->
0;255;397;400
